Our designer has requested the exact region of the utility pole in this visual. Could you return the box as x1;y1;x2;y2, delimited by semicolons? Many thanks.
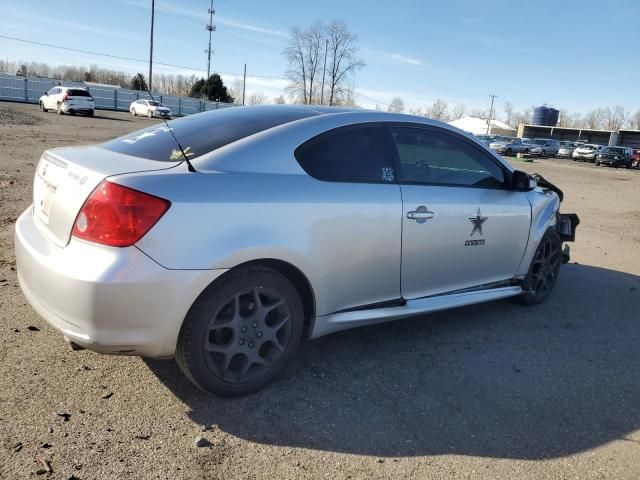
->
242;64;247;106
486;94;497;134
206;0;216;79
148;0;155;91
320;39;328;106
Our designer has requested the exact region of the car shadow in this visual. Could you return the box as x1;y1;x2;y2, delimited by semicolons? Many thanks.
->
145;263;640;459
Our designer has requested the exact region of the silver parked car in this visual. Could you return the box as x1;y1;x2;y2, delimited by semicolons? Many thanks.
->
489;137;531;156
557;141;578;158
529;138;561;157
15;106;579;396
572;144;603;162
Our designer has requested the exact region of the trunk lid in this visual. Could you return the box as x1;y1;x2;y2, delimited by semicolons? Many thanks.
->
33;146;179;247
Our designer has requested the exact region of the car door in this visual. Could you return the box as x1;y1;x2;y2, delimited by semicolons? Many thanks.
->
294;123;402;313
390;124;532;300
46;88;58;109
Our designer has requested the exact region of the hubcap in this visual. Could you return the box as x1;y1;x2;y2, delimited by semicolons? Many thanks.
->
204;286;291;384
530;237;561;296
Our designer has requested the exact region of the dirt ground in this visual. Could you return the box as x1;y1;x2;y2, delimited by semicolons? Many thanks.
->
1;102;639;480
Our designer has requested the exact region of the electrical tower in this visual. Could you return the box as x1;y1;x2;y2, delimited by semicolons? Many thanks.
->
206;0;216;79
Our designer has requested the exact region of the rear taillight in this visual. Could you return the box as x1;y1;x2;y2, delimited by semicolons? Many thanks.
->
72;181;170;247
62;92;69;101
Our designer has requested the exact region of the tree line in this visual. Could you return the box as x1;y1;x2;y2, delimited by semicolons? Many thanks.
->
385;96;640;131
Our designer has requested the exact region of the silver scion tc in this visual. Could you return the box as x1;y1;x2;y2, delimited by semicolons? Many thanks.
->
15;106;579;396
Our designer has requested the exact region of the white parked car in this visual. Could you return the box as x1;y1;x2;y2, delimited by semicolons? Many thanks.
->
572;144;603;162
130;99;172;119
39;87;95;116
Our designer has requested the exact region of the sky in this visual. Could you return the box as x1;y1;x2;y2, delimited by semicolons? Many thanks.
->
1;0;639;117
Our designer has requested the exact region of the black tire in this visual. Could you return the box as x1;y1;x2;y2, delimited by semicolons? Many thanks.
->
541;150;546;157
88;109;94;117
147;110;153;118
176;266;304;396
69;110;76;116
40;102;48;113
517;229;562;305
56;104;64;115
505;148;512;156
595;161;600;166
131;109;136;116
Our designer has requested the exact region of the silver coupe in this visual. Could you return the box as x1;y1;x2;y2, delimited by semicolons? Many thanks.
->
15;105;579;396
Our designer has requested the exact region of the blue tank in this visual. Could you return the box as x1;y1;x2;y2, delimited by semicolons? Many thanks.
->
532;106;559;126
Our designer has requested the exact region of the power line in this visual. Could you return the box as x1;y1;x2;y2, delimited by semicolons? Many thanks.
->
0;34;285;80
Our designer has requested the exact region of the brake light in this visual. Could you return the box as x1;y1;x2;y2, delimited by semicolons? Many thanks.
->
62;92;69;101
72;181;170;247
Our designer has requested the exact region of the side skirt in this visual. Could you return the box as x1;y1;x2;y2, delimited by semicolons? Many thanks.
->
310;286;523;339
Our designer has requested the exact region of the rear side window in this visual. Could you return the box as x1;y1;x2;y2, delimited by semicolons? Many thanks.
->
100;107;320;162
295;125;396;183
392;126;506;188
68;89;91;97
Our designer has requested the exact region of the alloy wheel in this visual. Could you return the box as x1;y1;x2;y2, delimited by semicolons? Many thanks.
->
203;286;292;384
529;236;561;297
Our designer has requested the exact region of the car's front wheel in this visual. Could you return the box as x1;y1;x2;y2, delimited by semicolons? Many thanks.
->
40;102;48;112
131;109;136;116
176;266;304;396
147;110;153;118
518;229;562;305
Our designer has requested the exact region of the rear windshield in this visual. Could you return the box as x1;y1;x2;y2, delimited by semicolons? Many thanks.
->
99;107;320;162
68;89;92;97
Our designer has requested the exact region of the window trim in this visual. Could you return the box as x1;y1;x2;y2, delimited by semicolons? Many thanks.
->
385;122;513;190
294;122;399;185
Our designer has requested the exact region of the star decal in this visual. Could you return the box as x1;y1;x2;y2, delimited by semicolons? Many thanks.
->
469;208;488;237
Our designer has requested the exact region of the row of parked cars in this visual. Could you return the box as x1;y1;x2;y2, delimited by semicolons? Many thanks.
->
477;135;640;169
38;86;173;118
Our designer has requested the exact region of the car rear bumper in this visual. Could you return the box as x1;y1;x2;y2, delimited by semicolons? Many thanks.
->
61;102;94;112
15;207;226;357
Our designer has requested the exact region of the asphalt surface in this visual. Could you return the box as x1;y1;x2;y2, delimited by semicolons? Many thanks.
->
1;103;639;479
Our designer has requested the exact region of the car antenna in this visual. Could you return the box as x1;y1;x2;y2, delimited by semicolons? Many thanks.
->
138;74;196;173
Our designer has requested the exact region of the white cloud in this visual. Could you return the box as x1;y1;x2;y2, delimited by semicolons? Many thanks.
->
365;49;424;66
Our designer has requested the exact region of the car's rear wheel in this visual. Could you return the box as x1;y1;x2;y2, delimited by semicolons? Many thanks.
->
147;110;153;118
131;109;136;116
505;148;512;156
518;229;562;305
56;104;64;115
40;102;47;112
88;109;94;117
176;266;304;396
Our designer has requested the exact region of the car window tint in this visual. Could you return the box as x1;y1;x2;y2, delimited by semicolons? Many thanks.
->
100;107;321;162
295;125;396;183
68;89;91;97
392;126;505;188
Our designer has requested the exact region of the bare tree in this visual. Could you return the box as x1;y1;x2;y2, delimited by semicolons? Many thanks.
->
325;21;365;106
409;107;424;116
247;92;267;105
274;95;286;104
427;99;449;121
603;105;627;130
632;110;640;130
229;79;245;105
451;104;466;120
503;101;514;126
584;108;606;129
284;23;324;104
470;108;487;118
388;97;405;113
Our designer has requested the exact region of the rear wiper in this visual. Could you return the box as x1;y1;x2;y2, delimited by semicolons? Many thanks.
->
139;74;196;173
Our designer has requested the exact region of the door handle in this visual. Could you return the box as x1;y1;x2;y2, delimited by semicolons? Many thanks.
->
407;206;435;223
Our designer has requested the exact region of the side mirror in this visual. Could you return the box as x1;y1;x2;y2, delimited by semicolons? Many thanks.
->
511;170;535;191
44;92;48;96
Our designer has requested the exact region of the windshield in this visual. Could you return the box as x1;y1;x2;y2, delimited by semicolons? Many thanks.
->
580;145;596;151
603;147;625;154
99;106;320;162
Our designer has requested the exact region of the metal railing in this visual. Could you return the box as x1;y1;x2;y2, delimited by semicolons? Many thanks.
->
0;73;236;115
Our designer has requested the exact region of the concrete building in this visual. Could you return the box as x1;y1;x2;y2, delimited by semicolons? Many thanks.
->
518;124;640;148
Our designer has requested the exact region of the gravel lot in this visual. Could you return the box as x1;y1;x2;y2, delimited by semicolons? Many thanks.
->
1;103;639;480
